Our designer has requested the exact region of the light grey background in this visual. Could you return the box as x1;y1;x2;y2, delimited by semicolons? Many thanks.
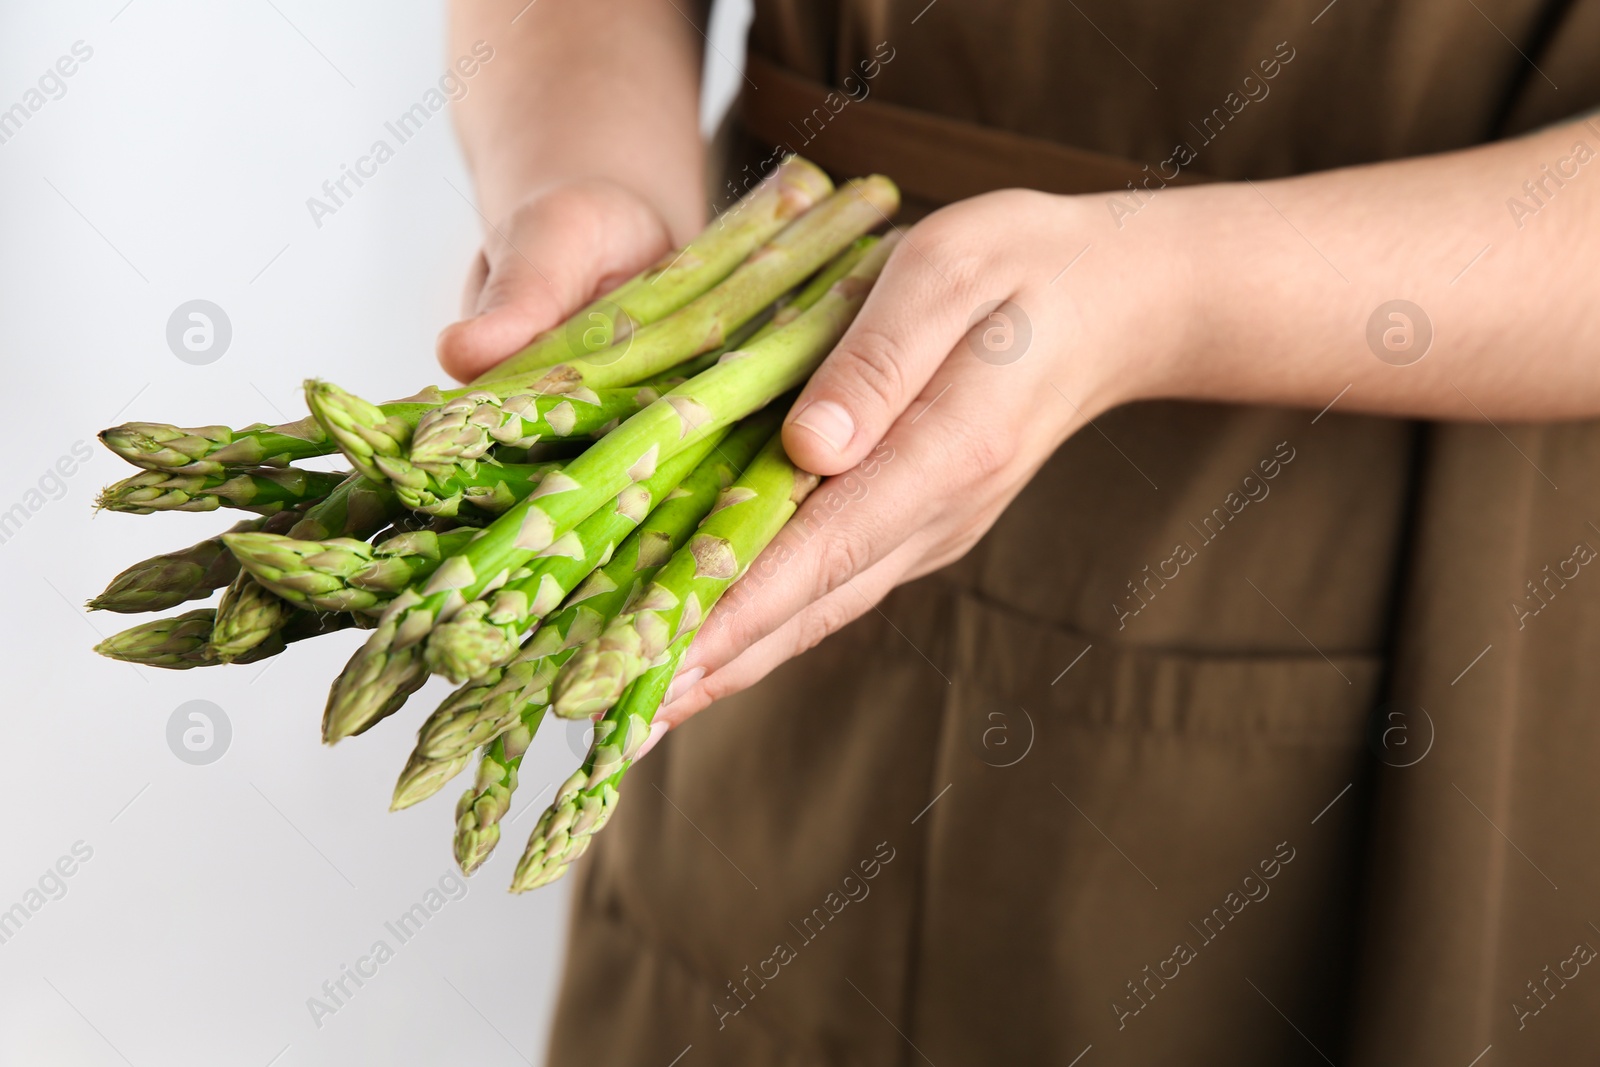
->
0;2;749;1063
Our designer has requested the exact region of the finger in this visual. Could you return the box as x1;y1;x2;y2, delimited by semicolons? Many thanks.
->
459;249;490;319
654;541;918;729
436;184;671;381
691;350;1034;680
679;443;932;680
782;220;991;476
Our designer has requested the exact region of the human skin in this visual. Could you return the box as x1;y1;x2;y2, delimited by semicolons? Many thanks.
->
442;0;1600;740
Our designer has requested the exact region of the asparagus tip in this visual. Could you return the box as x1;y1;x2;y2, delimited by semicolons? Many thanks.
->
389;755;464;811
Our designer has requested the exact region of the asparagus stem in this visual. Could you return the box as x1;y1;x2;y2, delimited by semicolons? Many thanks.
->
552;430;821;719
444;413;777;862
284;473;400;541
516;177;899;393
99;161;835;483
476;157;834;383
95;467;348;516
207;473;405;659
390;413;775;811
403;388;646;485
759;235;879;338
421;430;727;684
100;369;571;478
319;233;892;743
226;527;479;615
305;177;891;490
389;461;563;519
510;635;689;893
623;239;870;395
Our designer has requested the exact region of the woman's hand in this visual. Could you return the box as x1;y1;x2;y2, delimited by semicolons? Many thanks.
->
436;178;683;382
440;0;708;382
653;117;1600;735
655;188;1193;727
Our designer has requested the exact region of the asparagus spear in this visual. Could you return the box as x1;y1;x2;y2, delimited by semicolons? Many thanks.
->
433;417;775;862
390;415;775;813
510;635;689;892
552;431;820;718
307;177;893;494
98;418;337;477
476;156;834;383
387;460;565;519
388;255;825;493
760;235;878;336
624;237;878;394
94;608;219;668
226;527;478;615
94;607;357;669
403;387;647;484
100;161;834;481
320;234;893;743
209;474;405;659
421;430;728;684
452;701;548;874
209;572;294;662
86;514;293;613
100;375;560;478
513;177;898;393
393;649;571;815
95;467;348;515
282;473;399;541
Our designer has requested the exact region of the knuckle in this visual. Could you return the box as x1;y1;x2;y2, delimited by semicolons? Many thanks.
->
697;669;743;706
815;532;873;599
793;596;872;658
905;215;988;295
953;418;1016;480
792;609;841;657
832;326;909;411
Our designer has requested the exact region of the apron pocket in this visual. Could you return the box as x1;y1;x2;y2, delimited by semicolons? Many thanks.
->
908;591;1383;1067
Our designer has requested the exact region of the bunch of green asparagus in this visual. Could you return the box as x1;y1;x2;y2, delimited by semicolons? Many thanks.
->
89;157;898;892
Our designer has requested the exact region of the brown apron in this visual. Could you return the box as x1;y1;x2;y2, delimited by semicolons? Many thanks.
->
549;3;1600;1064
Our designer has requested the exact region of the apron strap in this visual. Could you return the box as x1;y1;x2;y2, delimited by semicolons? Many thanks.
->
740;53;1211;206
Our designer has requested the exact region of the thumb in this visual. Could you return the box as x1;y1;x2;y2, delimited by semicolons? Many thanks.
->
782;236;976;476
437;182;673;382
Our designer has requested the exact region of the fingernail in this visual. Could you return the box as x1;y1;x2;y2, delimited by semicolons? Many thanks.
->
665;666;704;705
635;721;669;762
791;400;855;453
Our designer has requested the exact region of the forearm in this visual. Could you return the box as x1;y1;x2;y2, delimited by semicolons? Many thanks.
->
1120;117;1600;423
449;0;707;236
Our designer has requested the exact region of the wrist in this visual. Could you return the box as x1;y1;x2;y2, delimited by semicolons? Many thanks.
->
1043;190;1205;418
